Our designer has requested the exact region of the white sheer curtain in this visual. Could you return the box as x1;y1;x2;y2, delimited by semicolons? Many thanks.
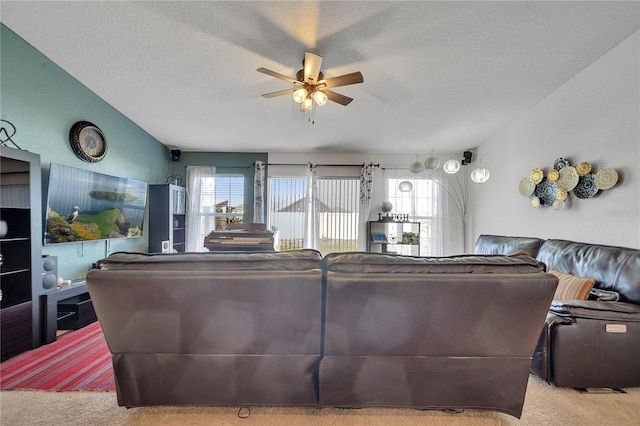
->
253;160;265;223
426;169;449;256
358;163;375;251
185;166;216;252
303;164;320;250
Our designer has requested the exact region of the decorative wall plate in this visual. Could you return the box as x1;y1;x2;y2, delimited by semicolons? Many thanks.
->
573;173;598;199
555;188;568;201
529;168;544;184
534;179;557;206
553;199;565;210
531;197;540;208
518;177;535;197
594;169;618;190
553;158;570;170
576;161;592;176
556;166;579;191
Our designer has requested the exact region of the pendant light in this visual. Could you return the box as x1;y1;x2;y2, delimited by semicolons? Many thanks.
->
399;181;413;192
424;156;440;170
470;167;490;183
410;160;424;174
443;158;461;174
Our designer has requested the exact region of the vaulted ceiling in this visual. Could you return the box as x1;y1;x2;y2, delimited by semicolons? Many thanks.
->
2;1;638;154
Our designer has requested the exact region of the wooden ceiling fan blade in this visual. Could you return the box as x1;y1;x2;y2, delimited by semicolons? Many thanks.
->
257;67;303;86
262;89;295;98
324;89;353;106
320;71;364;89
303;52;323;84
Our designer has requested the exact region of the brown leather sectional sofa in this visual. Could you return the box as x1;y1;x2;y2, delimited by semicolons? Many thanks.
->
86;249;557;418
475;235;640;390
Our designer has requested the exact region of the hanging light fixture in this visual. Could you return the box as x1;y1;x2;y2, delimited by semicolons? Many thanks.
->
470;167;490;183
424;155;440;170
300;97;313;112
399;180;413;192
443;158;461;174
409;154;424;174
312;90;328;106
292;88;308;104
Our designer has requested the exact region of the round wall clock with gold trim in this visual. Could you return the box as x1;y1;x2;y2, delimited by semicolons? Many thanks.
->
69;121;108;162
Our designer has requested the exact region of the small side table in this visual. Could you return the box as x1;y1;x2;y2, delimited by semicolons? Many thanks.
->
41;279;94;344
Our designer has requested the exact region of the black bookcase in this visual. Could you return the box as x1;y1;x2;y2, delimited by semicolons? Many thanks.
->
148;184;186;253
366;220;420;256
0;146;43;360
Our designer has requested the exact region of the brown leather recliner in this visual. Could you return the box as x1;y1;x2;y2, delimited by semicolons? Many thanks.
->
87;249;325;407
476;235;640;389
319;252;557;418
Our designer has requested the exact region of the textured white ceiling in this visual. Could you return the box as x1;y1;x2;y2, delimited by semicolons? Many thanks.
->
2;1;639;154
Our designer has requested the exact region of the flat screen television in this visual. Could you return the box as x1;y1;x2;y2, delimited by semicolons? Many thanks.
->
45;163;148;244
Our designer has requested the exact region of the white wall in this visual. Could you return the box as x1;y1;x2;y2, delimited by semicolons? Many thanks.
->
472;31;640;249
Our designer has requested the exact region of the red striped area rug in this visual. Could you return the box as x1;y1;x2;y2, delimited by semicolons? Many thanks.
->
0;321;115;391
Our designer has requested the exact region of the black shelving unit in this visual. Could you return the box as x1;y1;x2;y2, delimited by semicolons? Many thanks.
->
0;146;43;360
148;184;186;253
367;220;420;256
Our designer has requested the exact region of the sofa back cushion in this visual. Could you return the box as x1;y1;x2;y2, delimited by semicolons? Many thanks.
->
474;234;545;258
96;249;323;271
323;271;557;357
537;239;640;304
324;251;546;274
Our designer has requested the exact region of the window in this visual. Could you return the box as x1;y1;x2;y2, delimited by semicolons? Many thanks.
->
201;175;245;232
386;175;442;256
268;176;360;255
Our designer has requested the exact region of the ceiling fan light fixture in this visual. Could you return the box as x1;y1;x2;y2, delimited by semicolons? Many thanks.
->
293;88;308;104
313;90;328;106
301;97;313;112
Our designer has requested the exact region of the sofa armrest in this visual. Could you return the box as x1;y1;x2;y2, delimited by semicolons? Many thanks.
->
549;300;640;322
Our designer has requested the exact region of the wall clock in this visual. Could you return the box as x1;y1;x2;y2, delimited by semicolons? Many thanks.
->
69;121;108;162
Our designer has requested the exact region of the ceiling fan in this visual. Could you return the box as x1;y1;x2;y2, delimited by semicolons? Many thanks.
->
257;52;364;111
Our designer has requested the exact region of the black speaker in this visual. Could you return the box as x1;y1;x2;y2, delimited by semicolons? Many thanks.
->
41;255;58;290
462;150;473;165
171;149;181;161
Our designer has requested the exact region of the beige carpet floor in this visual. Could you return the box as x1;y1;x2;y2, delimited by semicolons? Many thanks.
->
1;376;638;426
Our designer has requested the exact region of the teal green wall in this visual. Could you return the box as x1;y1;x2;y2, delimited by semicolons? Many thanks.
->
171;152;268;222
1;24;170;280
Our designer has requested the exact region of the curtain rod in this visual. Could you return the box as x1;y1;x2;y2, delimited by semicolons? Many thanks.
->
263;163;379;167
183;165;250;169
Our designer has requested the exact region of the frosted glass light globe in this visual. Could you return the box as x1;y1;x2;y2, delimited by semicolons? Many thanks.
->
410;161;424;174
399;181;413;192
424;156;440;170
470;167;490;183
292;88;308;103
443;159;461;174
